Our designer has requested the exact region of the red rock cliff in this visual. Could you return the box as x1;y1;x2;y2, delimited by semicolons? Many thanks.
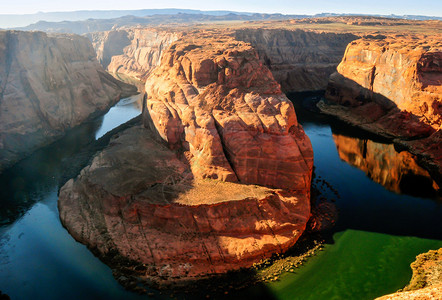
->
322;35;442;180
326;36;441;130
144;31;314;190
0;30;136;172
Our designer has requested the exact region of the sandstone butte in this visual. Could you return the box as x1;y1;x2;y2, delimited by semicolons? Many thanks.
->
0;30;136;172
320;35;442;180
332;133;440;196
376;248;442;300
58;31;314;287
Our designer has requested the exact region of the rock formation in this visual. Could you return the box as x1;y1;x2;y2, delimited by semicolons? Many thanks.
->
321;35;442;180
143;31;313;190
59;124;311;286
0;30;136;172
59;31;313;286
332;133;440;196
89;27;357;93
376;248;442;299
88;28;180;80
234;29;357;92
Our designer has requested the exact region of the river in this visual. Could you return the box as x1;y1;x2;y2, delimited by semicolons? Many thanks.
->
0;92;440;299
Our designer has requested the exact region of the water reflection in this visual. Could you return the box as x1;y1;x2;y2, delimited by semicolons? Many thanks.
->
95;94;142;139
332;133;440;198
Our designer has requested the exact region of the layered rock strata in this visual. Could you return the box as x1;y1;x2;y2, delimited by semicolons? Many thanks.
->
59;32;313;286
90;27;357;92
322;36;442;180
88;28;180;80
235;29;358;92
143;32;314;190
0;30;136;172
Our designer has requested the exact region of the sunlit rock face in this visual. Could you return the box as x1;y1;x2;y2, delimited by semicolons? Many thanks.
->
0;30;136;172
90;27;357;93
144;32;314;190
333;134;440;197
88;28;180;80
325;36;441;132
235;29;358;92
322;35;442;181
59;31;314;287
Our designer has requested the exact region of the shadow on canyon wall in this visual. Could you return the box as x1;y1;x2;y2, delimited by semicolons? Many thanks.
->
323;74;441;185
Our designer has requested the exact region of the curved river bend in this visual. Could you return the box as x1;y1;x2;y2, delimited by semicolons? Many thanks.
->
0;92;440;299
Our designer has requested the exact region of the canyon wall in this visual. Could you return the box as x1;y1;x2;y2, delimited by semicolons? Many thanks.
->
322;36;442;179
0;30;136;172
59;125;310;287
90;27;357;92
325;36;441;131
88;28;180;81
59;31;314;287
234;29;358;92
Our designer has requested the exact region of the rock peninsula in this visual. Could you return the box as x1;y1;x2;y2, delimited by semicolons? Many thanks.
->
59;31;314;287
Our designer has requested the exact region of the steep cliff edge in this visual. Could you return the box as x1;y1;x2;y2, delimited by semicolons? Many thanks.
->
59;32;313;287
89;27;357;92
234;29;358;92
88;28;180;80
321;36;442;180
0;30;136;172
144;31;313;190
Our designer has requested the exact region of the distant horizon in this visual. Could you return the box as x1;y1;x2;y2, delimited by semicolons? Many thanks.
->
1;8;441;18
2;0;442;17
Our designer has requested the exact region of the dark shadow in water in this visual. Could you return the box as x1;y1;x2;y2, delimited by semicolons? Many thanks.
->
288;91;442;242
0;120;102;225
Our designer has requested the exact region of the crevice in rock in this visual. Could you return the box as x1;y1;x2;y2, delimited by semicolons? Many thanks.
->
213;118;240;181
0;31;14;104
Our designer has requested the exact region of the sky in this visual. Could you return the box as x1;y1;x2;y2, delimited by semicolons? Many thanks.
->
1;0;442;17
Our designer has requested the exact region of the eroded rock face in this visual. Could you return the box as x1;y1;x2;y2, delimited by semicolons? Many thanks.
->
0;30;136;172
59;125;310;286
322;35;442;181
144;32;314;190
90;27;357;93
325;36;441;131
88;28;180;80
235;29;358;92
59;32;313;286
